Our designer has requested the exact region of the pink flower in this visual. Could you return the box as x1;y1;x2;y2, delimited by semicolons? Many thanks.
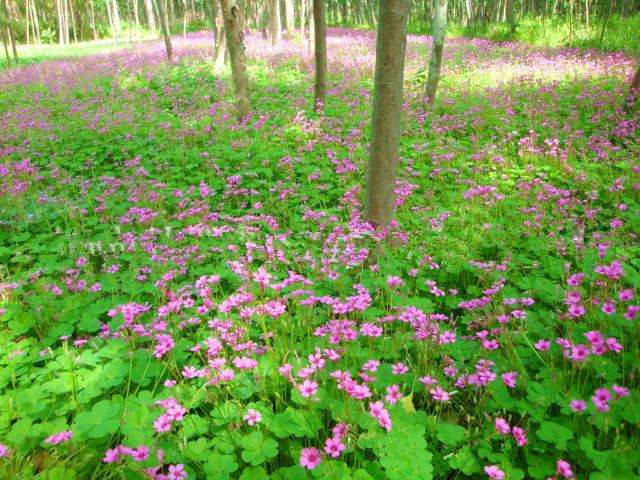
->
570;399;586;412
494;417;511;435
264;300;286;318
167;463;188;480
391;362;408;375
385;384;402;404
300;447;322;469
512;426;528;446
244;409;262;426
429;386;450;402
0;444;10;458
556;459;573;479
601;300;616;315
612;384;629;398
618;289;634;301
386;276;403;288
501;371;518;388
298;380;318;397
484;465;505;479
44;430;72;445
324;436;346;458
534;340;551;351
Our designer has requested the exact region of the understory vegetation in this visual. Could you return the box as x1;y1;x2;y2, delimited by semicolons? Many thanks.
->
1;27;639;480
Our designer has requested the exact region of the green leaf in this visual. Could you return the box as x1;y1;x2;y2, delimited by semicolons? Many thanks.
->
204;453;239;480
436;423;466;446
240;431;279;466
535;421;573;450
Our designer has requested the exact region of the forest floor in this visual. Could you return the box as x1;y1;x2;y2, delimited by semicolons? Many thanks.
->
0;29;639;480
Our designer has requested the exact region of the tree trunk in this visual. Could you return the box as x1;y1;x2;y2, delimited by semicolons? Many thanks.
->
1;24;10;63
307;0;313;53
155;0;173;60
30;0;40;43
69;0;77;43
506;0;515;34
283;0;293;35
625;63;640;111
25;0;29;45
144;0;156;30
90;0;97;39
220;0;250;118
1;0;16;60
465;0;472;26
182;0;187;36
424;0;446;103
211;0;226;72
313;0;326;109
269;0;281;45
299;0;306;29
365;0;410;227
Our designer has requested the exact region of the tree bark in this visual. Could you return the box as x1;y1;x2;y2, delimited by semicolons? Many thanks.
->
365;0;410;227
625;63;640;111
307;0;313;53
312;0;326;109
220;0;250;119
283;0;293;35
155;0;173;60
1;24;10;63
210;0;226;72
144;0;156;30
424;0;446;103
2;0;17;58
269;0;281;45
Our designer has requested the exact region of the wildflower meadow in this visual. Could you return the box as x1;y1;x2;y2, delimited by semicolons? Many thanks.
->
0;3;639;480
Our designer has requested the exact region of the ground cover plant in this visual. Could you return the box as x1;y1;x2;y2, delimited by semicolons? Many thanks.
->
1;23;639;480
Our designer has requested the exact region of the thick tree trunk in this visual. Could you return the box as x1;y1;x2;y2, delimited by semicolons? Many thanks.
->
312;0;326;109
69;0;77;43
365;0;410;227
220;0;250;119
424;0;446;103
269;0;281;45
283;0;293;35
144;0;156;30
155;0;173;60
30;0;40;43
465;0;472;26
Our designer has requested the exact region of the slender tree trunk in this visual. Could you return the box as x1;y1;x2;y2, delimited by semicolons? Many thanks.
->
1;24;10;63
182;0;187;36
506;0;515;34
465;0;472;26
134;0;140;30
2;0;17;59
424;0;446;103
585;0;589;29
211;0;226;72
69;0;77;43
25;0;29;45
112;0;121;34
307;0;313;53
625;63;640;111
283;0;293;35
365;0;410;227
30;0;39;43
155;0;173;60
144;0;156;29
299;0;306;29
90;0;97;39
312;0;326;109
269;0;281;45
219;0;250;118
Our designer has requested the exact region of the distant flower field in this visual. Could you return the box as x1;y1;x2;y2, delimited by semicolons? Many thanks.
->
0;28;638;480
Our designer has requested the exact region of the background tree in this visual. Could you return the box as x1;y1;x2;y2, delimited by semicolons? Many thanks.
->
220;0;250;118
312;0;326;109
365;0;410;227
626;62;640;111
269;0;280;45
424;0;447;103
283;0;293;36
155;0;172;60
